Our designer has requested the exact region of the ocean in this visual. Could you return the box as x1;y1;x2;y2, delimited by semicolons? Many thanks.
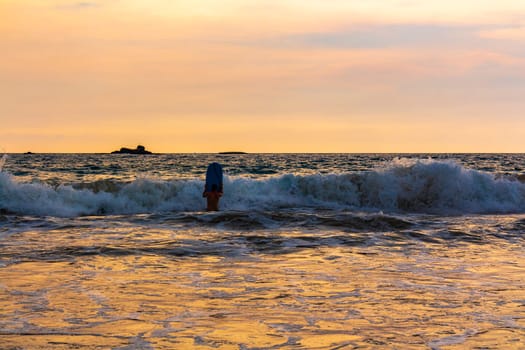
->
1;153;524;349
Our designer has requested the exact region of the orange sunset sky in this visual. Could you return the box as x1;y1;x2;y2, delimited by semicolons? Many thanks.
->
1;0;525;153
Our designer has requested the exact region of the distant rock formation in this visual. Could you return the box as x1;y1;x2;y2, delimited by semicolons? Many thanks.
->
218;151;247;154
111;145;152;154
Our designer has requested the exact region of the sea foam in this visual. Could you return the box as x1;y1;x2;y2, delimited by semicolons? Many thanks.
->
1;159;524;217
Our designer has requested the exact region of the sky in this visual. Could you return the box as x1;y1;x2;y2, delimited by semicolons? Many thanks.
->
1;0;525;153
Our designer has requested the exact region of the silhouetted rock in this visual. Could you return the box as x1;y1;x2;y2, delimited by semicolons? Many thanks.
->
111;145;152;154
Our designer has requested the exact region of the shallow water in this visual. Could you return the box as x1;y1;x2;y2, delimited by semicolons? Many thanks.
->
1;154;525;349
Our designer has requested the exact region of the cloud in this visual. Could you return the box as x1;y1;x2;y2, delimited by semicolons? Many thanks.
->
264;24;483;50
479;26;525;40
56;2;100;10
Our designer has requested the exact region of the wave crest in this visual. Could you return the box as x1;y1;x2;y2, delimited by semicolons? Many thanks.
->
1;159;524;217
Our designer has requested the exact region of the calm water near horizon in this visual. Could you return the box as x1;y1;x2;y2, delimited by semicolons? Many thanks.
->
1;153;524;349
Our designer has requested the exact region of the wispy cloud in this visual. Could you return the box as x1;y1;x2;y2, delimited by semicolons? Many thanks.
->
56;2;100;10
479;25;525;40
257;24;483;50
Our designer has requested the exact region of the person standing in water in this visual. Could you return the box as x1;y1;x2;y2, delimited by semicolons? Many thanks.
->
203;184;223;211
203;162;223;211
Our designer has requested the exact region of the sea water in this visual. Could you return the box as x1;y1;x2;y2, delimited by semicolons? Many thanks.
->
0;153;524;349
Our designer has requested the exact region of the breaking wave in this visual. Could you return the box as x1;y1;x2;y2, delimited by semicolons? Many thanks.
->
1;158;525;217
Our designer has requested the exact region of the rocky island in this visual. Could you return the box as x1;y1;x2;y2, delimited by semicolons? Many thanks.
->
111;145;152;154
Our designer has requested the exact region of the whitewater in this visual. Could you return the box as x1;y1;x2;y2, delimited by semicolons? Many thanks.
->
2;154;525;217
1;153;524;349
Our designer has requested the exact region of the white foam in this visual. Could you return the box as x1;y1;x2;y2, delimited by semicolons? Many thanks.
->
1;159;524;217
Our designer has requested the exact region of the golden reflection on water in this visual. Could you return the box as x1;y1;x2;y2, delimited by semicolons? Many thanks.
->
1;229;525;349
